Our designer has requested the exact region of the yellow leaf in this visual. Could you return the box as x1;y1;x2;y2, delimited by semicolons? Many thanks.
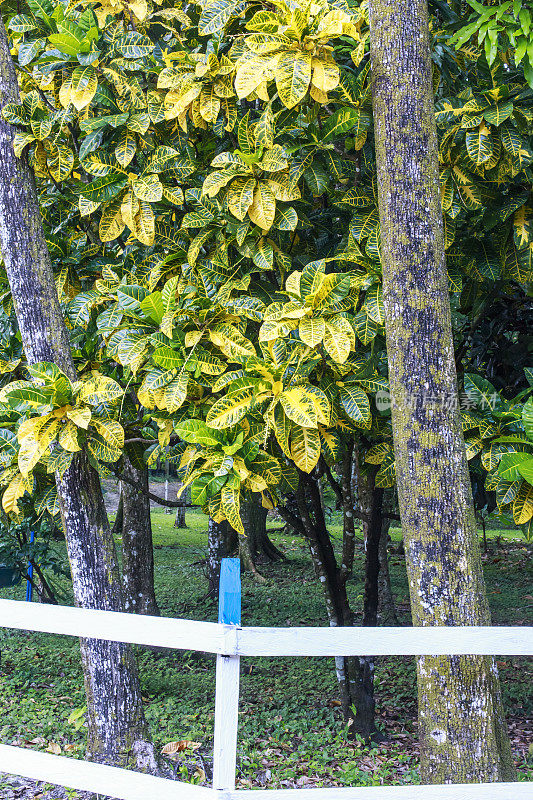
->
66;406;92;429
311;59;339;93
248;183;276;230
299;317;325;347
3;473;32;515
275;50;312;109
58;421;81;453
513;482;533;525
290;425;320;472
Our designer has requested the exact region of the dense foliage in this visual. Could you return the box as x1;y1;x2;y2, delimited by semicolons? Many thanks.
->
0;0;531;538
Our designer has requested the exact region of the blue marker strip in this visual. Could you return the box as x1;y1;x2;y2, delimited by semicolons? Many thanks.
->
218;558;241;626
26;531;34;602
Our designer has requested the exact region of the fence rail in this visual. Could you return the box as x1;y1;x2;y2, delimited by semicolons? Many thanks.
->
0;598;530;656
0;559;531;800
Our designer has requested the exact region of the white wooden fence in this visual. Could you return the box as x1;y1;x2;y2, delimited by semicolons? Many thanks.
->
0;559;531;800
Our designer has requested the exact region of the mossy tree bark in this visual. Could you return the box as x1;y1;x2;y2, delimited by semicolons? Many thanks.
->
0;19;160;772
121;452;159;616
368;0;514;782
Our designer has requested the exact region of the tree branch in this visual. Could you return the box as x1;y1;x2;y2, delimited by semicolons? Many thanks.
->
109;467;193;508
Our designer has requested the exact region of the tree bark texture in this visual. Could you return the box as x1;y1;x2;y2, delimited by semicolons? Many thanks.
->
207;517;236;597
241;500;284;567
0;20;159;772
368;0;514;782
121;454;159;616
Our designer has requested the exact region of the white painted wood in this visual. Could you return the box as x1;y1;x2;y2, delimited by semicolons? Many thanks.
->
0;743;214;800
0;741;528;800
236;625;533;657
230;783;530;800
0;598;235;654
213;654;241;791
1;599;531;657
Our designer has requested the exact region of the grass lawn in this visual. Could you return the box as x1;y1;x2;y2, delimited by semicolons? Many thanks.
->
0;508;531;791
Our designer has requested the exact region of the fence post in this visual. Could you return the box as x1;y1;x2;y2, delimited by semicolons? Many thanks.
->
212;558;241;792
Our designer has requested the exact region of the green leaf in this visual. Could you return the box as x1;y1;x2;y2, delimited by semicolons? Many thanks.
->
464;374;499;411
116;32;155;58
353;310;378;345
176;420;222;446
18;37;46;66
206;388;255;429
523;398;533;441
497;453;531;481
198;0;239;35
82;174;128;203
340;384;370;426
153;345;182;369
140;291;164;324
191;474;226;506
322;108;370;142
364;284;385;325
517;456;533;484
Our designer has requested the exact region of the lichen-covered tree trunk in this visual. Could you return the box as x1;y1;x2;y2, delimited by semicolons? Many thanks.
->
121;453;159;616
368;0;514;782
207;517;236;597
0;19;160;772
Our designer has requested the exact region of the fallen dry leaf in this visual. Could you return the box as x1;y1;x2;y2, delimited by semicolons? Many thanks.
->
46;742;62;755
162;740;201;755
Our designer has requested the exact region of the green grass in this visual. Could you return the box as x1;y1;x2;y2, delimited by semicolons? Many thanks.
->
0;509;531;790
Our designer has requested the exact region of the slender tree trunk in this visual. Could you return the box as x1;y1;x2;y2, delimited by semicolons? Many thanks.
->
368;0;514;782
174;483;187;528
121;453;159;616
296;476;380;740
164;455;171;513
0;22;160;772
377;516;398;625
339;442;356;583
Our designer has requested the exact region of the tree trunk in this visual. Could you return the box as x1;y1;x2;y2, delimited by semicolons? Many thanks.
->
112;483;124;537
207;517;237;598
0;21;160;772
368;0;514;782
121;453;159;616
296;475;380;740
241;500;284;565
174;483;187;528
377;516;398;625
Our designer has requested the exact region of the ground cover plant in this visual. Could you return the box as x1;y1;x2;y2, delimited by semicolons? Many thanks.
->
0;508;531;796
